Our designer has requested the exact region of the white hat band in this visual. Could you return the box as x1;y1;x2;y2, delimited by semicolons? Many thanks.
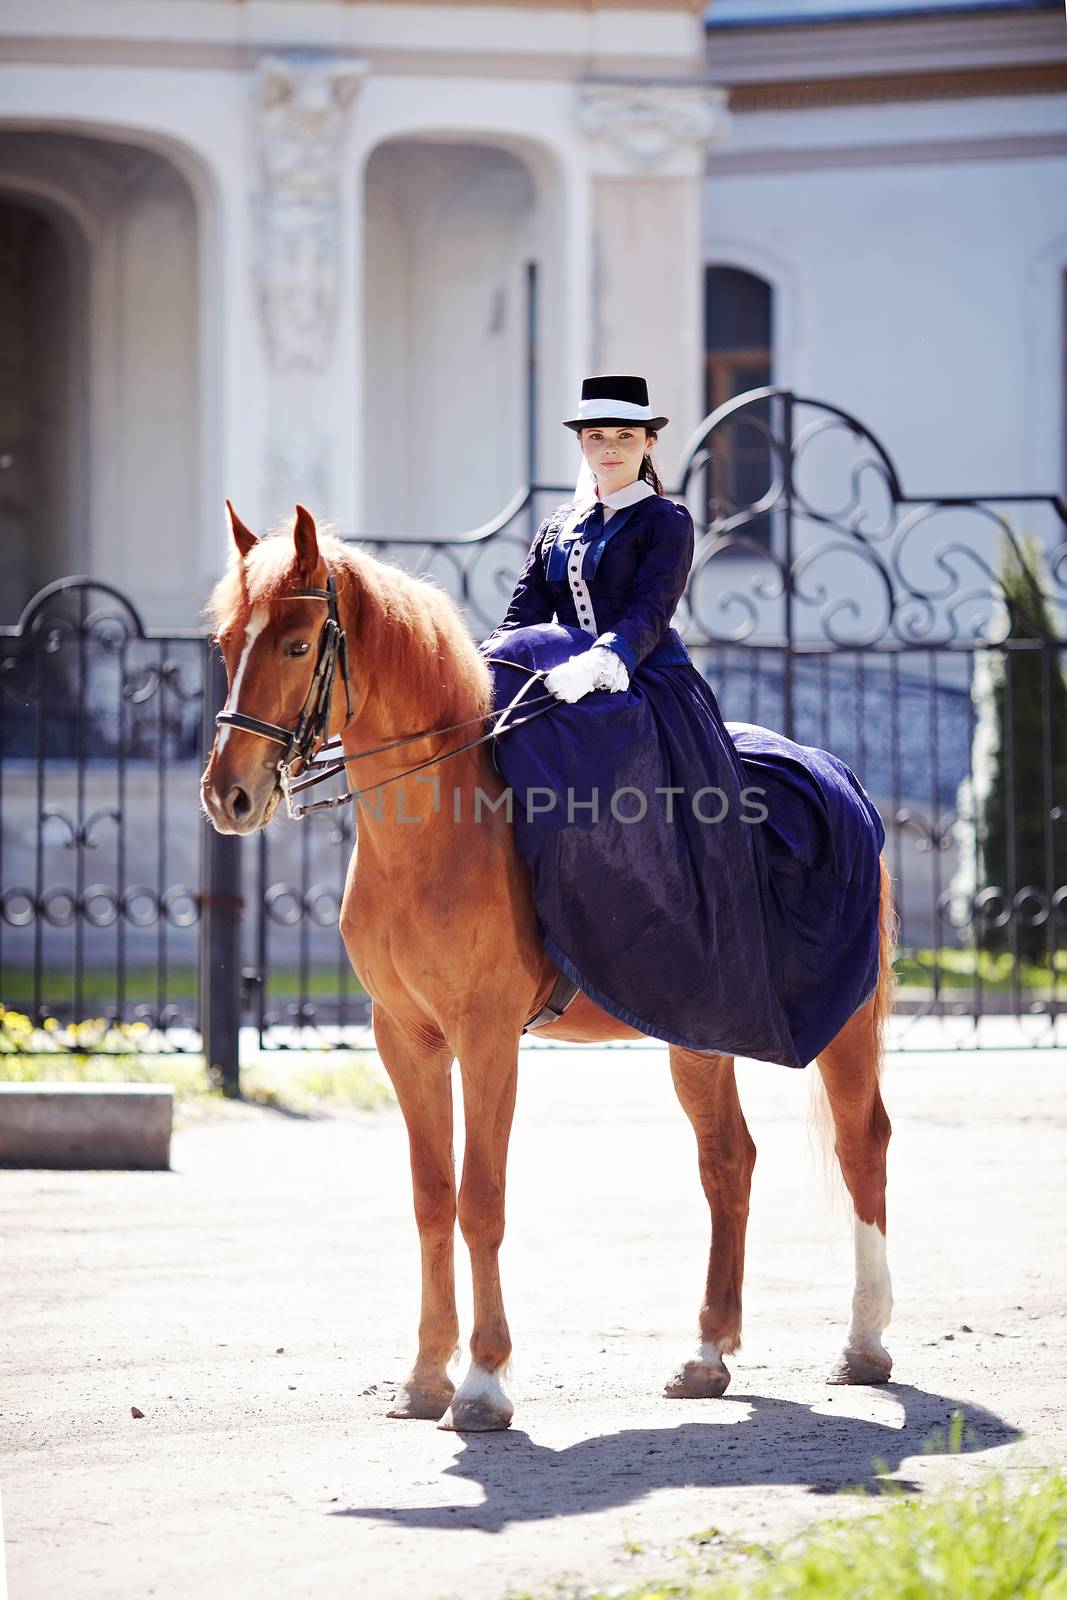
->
573;397;653;422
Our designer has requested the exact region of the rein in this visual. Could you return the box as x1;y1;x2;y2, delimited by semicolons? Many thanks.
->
214;565;559;820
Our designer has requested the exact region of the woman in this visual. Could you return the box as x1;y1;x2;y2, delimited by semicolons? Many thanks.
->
490;374;694;702
481;375;885;1069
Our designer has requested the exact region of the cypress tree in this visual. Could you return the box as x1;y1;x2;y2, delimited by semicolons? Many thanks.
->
977;535;1067;965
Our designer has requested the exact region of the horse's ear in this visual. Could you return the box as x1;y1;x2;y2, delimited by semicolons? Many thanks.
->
226;500;258;559
293;504;320;575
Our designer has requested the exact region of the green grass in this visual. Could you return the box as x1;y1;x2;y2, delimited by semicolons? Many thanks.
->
235;1054;394;1114
0;1042;215;1100
0;1047;393;1115
1;965;369;1006
7;951;1065;1011
895;946;1066;994
509;1468;1067;1600
0;1007;394;1116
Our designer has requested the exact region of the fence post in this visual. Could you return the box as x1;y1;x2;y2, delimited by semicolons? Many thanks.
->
199;642;243;1096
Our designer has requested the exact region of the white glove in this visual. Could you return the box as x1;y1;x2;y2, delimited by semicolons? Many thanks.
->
545;646;630;704
590;646;630;693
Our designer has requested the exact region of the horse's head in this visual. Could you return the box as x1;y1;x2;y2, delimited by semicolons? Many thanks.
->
200;502;351;834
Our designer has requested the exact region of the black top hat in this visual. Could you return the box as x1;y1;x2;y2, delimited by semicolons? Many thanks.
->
563;374;668;433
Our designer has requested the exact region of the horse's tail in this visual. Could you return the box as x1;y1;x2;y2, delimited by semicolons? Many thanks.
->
871;854;899;1078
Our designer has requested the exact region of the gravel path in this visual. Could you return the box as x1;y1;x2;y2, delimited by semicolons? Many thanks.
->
2;1034;1064;1599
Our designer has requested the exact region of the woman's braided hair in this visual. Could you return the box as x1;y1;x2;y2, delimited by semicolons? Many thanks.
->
639;430;665;496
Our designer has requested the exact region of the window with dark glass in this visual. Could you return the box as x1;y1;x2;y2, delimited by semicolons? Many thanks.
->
704;266;774;550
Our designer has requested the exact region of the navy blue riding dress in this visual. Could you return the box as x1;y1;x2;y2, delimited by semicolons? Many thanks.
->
479;487;885;1069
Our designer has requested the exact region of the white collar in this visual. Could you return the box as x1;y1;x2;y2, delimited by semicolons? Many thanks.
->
574;477;657;516
602;478;657;511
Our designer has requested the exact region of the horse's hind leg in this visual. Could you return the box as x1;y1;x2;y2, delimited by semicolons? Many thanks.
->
816;997;893;1385
664;1048;755;1400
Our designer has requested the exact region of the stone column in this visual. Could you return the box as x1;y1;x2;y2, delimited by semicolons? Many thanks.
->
578;83;731;482
251;54;366;522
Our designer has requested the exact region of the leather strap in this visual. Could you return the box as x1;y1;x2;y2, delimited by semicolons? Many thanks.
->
215;574;351;761
214;710;293;747
523;970;580;1033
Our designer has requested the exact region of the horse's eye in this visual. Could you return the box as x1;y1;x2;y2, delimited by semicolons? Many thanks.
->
285;640;311;658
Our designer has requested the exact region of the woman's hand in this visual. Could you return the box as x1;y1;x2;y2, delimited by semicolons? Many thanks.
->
545;646;630;703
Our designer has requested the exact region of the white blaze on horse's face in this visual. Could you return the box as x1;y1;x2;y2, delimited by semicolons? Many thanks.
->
215;606;269;756
202;604;286;834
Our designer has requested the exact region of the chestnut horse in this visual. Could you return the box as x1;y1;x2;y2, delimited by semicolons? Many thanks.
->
201;505;897;1433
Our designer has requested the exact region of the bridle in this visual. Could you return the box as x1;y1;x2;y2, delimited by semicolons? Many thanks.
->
214;565;558;820
215;572;353;773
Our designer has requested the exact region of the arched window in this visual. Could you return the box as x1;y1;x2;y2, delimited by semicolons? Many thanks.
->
704;266;774;547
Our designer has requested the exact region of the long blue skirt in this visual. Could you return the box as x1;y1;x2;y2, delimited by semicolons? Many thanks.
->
483;624;886;1069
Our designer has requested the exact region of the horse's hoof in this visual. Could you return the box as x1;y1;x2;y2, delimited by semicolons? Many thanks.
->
386;1383;454;1421
437;1363;513;1431
827;1345;892;1386
664;1358;731;1399
438;1396;513;1433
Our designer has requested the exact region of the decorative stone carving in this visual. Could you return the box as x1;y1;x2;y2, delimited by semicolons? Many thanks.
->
577;83;731;169
253;53;365;373
251;53;366;511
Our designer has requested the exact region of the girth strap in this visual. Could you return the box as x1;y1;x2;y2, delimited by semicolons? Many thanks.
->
523;970;580;1033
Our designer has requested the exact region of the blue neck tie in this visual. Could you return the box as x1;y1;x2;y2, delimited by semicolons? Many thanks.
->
579;502;604;539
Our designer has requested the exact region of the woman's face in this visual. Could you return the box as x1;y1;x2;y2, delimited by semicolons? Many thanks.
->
578;425;650;490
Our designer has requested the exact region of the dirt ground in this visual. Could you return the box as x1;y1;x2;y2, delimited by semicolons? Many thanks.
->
2;1031;1065;1600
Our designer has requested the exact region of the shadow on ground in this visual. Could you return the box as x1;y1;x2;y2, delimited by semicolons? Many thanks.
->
334;1384;1019;1534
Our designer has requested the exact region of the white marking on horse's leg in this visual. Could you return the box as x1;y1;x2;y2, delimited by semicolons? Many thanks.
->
438;1361;514;1430
829;1218;893;1385
215;606;268;755
451;1362;511;1410
664;1336;732;1399
849;1219;892;1356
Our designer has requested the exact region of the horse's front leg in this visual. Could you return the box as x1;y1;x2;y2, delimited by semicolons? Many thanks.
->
372;1005;459;1422
439;1021;520;1433
664;1047;755;1399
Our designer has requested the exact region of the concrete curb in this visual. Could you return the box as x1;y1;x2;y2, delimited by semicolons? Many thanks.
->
0;1084;173;1170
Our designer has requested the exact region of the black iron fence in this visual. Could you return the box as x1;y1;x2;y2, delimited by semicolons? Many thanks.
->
0;580;204;1041
2;390;1065;1082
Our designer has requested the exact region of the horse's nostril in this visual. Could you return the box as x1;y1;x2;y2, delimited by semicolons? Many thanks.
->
228;785;251;819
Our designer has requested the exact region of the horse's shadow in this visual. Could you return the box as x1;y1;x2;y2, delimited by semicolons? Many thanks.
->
333;1384;1020;1533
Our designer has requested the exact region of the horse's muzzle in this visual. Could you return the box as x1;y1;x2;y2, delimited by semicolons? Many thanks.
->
200;756;280;835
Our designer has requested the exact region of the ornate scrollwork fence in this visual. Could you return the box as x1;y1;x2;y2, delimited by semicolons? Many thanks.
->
676;388;1067;1045
2;390;1065;1081
0;579;206;1050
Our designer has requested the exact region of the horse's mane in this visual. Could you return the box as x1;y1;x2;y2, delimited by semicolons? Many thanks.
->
205;530;494;731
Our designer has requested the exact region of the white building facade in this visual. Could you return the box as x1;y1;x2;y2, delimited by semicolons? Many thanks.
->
0;0;1064;626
